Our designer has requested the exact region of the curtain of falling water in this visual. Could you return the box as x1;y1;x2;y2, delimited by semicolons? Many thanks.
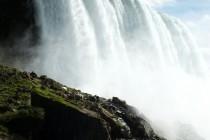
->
32;0;210;139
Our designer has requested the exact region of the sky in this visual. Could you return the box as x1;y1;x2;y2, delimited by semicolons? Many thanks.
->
155;0;210;19
151;0;210;50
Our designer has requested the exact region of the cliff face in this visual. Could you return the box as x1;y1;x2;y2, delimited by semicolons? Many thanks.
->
0;65;165;140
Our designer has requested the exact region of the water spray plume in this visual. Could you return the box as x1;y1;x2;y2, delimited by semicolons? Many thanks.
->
30;0;210;139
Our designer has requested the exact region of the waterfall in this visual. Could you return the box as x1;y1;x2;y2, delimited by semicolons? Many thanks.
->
32;0;210;139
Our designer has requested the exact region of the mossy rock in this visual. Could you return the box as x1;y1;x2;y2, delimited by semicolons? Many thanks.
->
0;65;165;140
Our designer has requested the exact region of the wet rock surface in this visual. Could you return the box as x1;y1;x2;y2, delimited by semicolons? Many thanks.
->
0;65;165;140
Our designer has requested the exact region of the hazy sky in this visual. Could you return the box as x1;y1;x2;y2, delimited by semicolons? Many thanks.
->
152;0;210;49
155;0;210;19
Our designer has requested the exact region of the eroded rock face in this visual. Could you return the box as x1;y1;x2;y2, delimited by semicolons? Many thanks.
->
0;65;165;140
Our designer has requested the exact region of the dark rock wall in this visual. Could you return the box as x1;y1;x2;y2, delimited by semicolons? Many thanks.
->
31;93;110;140
0;0;39;67
0;0;39;45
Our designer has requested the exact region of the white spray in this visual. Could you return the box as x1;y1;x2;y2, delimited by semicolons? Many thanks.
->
31;0;210;139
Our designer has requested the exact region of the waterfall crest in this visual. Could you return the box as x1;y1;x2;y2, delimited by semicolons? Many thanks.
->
34;0;206;85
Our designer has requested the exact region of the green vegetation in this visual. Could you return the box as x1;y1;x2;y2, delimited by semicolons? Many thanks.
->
0;65;165;140
0;65;101;139
0;65;44;138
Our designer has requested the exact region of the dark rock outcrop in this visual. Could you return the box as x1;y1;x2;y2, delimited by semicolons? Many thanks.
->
0;0;39;67
0;0;39;46
0;65;166;140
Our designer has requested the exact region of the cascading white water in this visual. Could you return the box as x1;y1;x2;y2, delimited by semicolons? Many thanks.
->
32;0;210;139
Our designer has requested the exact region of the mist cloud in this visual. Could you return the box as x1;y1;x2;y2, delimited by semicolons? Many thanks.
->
186;15;210;48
